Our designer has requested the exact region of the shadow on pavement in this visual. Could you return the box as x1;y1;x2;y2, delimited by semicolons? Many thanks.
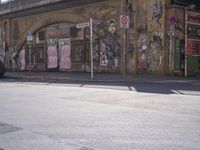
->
129;82;200;96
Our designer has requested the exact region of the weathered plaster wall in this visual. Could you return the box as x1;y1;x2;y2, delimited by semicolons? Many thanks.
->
0;0;168;75
0;0;123;72
135;0;166;74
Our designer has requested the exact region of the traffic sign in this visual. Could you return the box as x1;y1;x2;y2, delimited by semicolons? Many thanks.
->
120;15;129;29
170;16;176;25
76;22;89;28
27;31;33;41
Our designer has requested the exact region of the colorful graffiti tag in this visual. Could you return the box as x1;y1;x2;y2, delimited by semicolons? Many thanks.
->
148;32;163;72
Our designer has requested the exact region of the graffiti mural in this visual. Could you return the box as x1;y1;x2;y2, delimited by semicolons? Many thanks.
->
137;27;148;71
152;0;163;26
73;44;84;62
59;39;71;70
100;42;108;66
75;28;84;41
99;29;120;69
108;19;116;34
47;43;58;69
93;41;100;64
18;48;26;71
148;32;163;72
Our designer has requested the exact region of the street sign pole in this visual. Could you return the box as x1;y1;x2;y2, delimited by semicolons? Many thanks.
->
123;29;126;79
120;15;129;79
185;9;188;77
90;18;94;79
29;42;31;71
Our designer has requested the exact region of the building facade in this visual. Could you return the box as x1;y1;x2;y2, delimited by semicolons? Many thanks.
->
0;0;199;76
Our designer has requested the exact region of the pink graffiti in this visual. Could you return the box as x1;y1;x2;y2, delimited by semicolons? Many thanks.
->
47;45;58;69
59;44;71;70
19;49;26;71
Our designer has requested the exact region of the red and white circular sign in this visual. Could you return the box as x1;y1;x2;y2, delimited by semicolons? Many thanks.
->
120;15;129;28
122;16;128;25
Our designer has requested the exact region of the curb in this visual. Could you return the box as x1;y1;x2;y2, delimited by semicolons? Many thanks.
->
4;74;200;84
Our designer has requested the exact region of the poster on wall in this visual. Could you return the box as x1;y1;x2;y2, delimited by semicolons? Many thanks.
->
19;48;26;71
186;11;200;56
59;39;71;70
47;45;58;69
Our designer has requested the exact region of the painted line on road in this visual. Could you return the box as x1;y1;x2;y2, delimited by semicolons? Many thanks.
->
171;90;183;95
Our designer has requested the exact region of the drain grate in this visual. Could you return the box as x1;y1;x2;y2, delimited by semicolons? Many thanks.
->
0;122;21;135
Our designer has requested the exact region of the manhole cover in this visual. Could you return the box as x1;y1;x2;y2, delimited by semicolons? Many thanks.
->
0;122;21;135
79;146;94;150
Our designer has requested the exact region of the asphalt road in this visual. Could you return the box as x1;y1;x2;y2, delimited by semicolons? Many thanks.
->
0;78;200;150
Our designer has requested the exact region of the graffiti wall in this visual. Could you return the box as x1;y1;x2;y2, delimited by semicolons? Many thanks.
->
59;39;71;70
1;0;171;75
147;0;164;73
99;29;120;70
137;28;148;71
47;44;58;69
135;0;165;74
148;32;163;72
19;48;26;71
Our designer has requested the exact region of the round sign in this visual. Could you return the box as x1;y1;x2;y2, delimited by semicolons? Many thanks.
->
170;16;176;25
121;16;128;25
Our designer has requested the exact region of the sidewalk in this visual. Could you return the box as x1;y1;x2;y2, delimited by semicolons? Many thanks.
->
4;71;200;83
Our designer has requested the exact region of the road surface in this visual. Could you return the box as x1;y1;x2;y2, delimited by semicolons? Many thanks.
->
0;78;200;150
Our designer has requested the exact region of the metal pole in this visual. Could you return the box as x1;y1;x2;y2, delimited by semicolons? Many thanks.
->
123;29;126;79
169;26;173;72
185;9;187;77
90;18;94;79
29;42;31;71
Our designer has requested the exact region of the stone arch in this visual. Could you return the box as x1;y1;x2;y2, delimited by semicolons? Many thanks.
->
14;13;88;55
